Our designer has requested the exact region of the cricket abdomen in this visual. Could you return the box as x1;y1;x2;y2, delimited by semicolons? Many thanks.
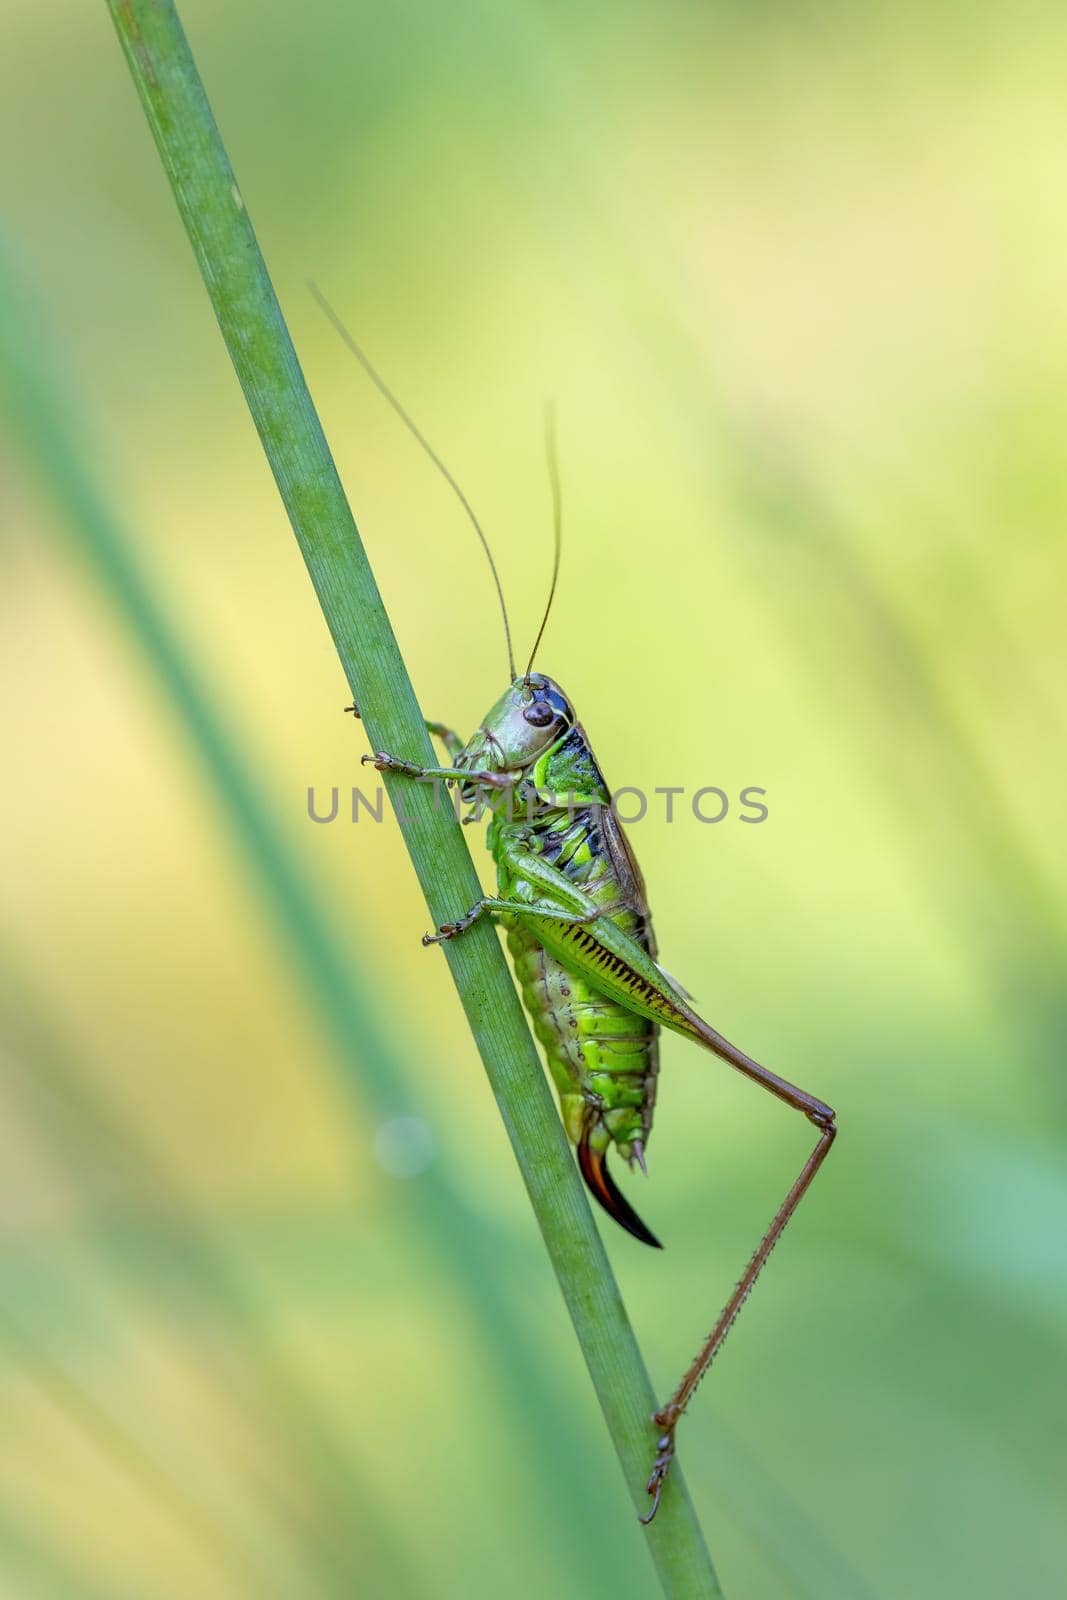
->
506;921;658;1161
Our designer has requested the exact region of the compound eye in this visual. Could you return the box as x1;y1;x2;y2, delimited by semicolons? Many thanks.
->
523;700;555;728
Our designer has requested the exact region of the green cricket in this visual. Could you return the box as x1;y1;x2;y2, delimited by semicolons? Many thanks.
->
316;288;837;1523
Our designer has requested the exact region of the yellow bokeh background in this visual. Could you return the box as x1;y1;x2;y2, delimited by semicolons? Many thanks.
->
2;3;1065;1596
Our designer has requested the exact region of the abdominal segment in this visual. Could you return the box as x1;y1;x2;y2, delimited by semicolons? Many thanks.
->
506;924;659;1164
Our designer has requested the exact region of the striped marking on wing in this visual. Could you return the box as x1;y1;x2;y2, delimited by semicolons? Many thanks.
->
556;923;684;1021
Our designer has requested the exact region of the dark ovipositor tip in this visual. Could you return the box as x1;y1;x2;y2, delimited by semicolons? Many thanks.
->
578;1133;662;1249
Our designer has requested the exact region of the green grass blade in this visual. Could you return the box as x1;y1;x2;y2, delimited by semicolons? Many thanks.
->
0;240;658;1595
0;232;657;1595
103;1;720;1590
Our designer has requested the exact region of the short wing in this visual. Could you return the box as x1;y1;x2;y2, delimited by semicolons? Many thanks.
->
600;805;659;960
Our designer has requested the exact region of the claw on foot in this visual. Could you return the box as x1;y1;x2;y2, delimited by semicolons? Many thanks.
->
361;751;404;772
344;702;360;717
639;1423;677;1525
422;923;459;946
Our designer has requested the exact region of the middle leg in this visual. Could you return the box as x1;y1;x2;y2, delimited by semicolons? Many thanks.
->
422;898;604;946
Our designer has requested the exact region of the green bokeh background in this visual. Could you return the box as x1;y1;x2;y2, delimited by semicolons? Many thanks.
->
2;3;1065;1596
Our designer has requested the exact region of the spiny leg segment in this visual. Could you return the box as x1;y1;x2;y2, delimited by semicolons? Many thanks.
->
640;1099;834;1522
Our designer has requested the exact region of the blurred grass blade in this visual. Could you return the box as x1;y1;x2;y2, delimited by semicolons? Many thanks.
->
707;427;1067;1119
0;950;415;1598
0;1297;271;1596
102;1;719;1590
0;1498;135;1600
702;1415;883;1600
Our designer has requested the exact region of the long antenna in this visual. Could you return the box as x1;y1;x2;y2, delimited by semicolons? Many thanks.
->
524;401;562;681
308;282;516;681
